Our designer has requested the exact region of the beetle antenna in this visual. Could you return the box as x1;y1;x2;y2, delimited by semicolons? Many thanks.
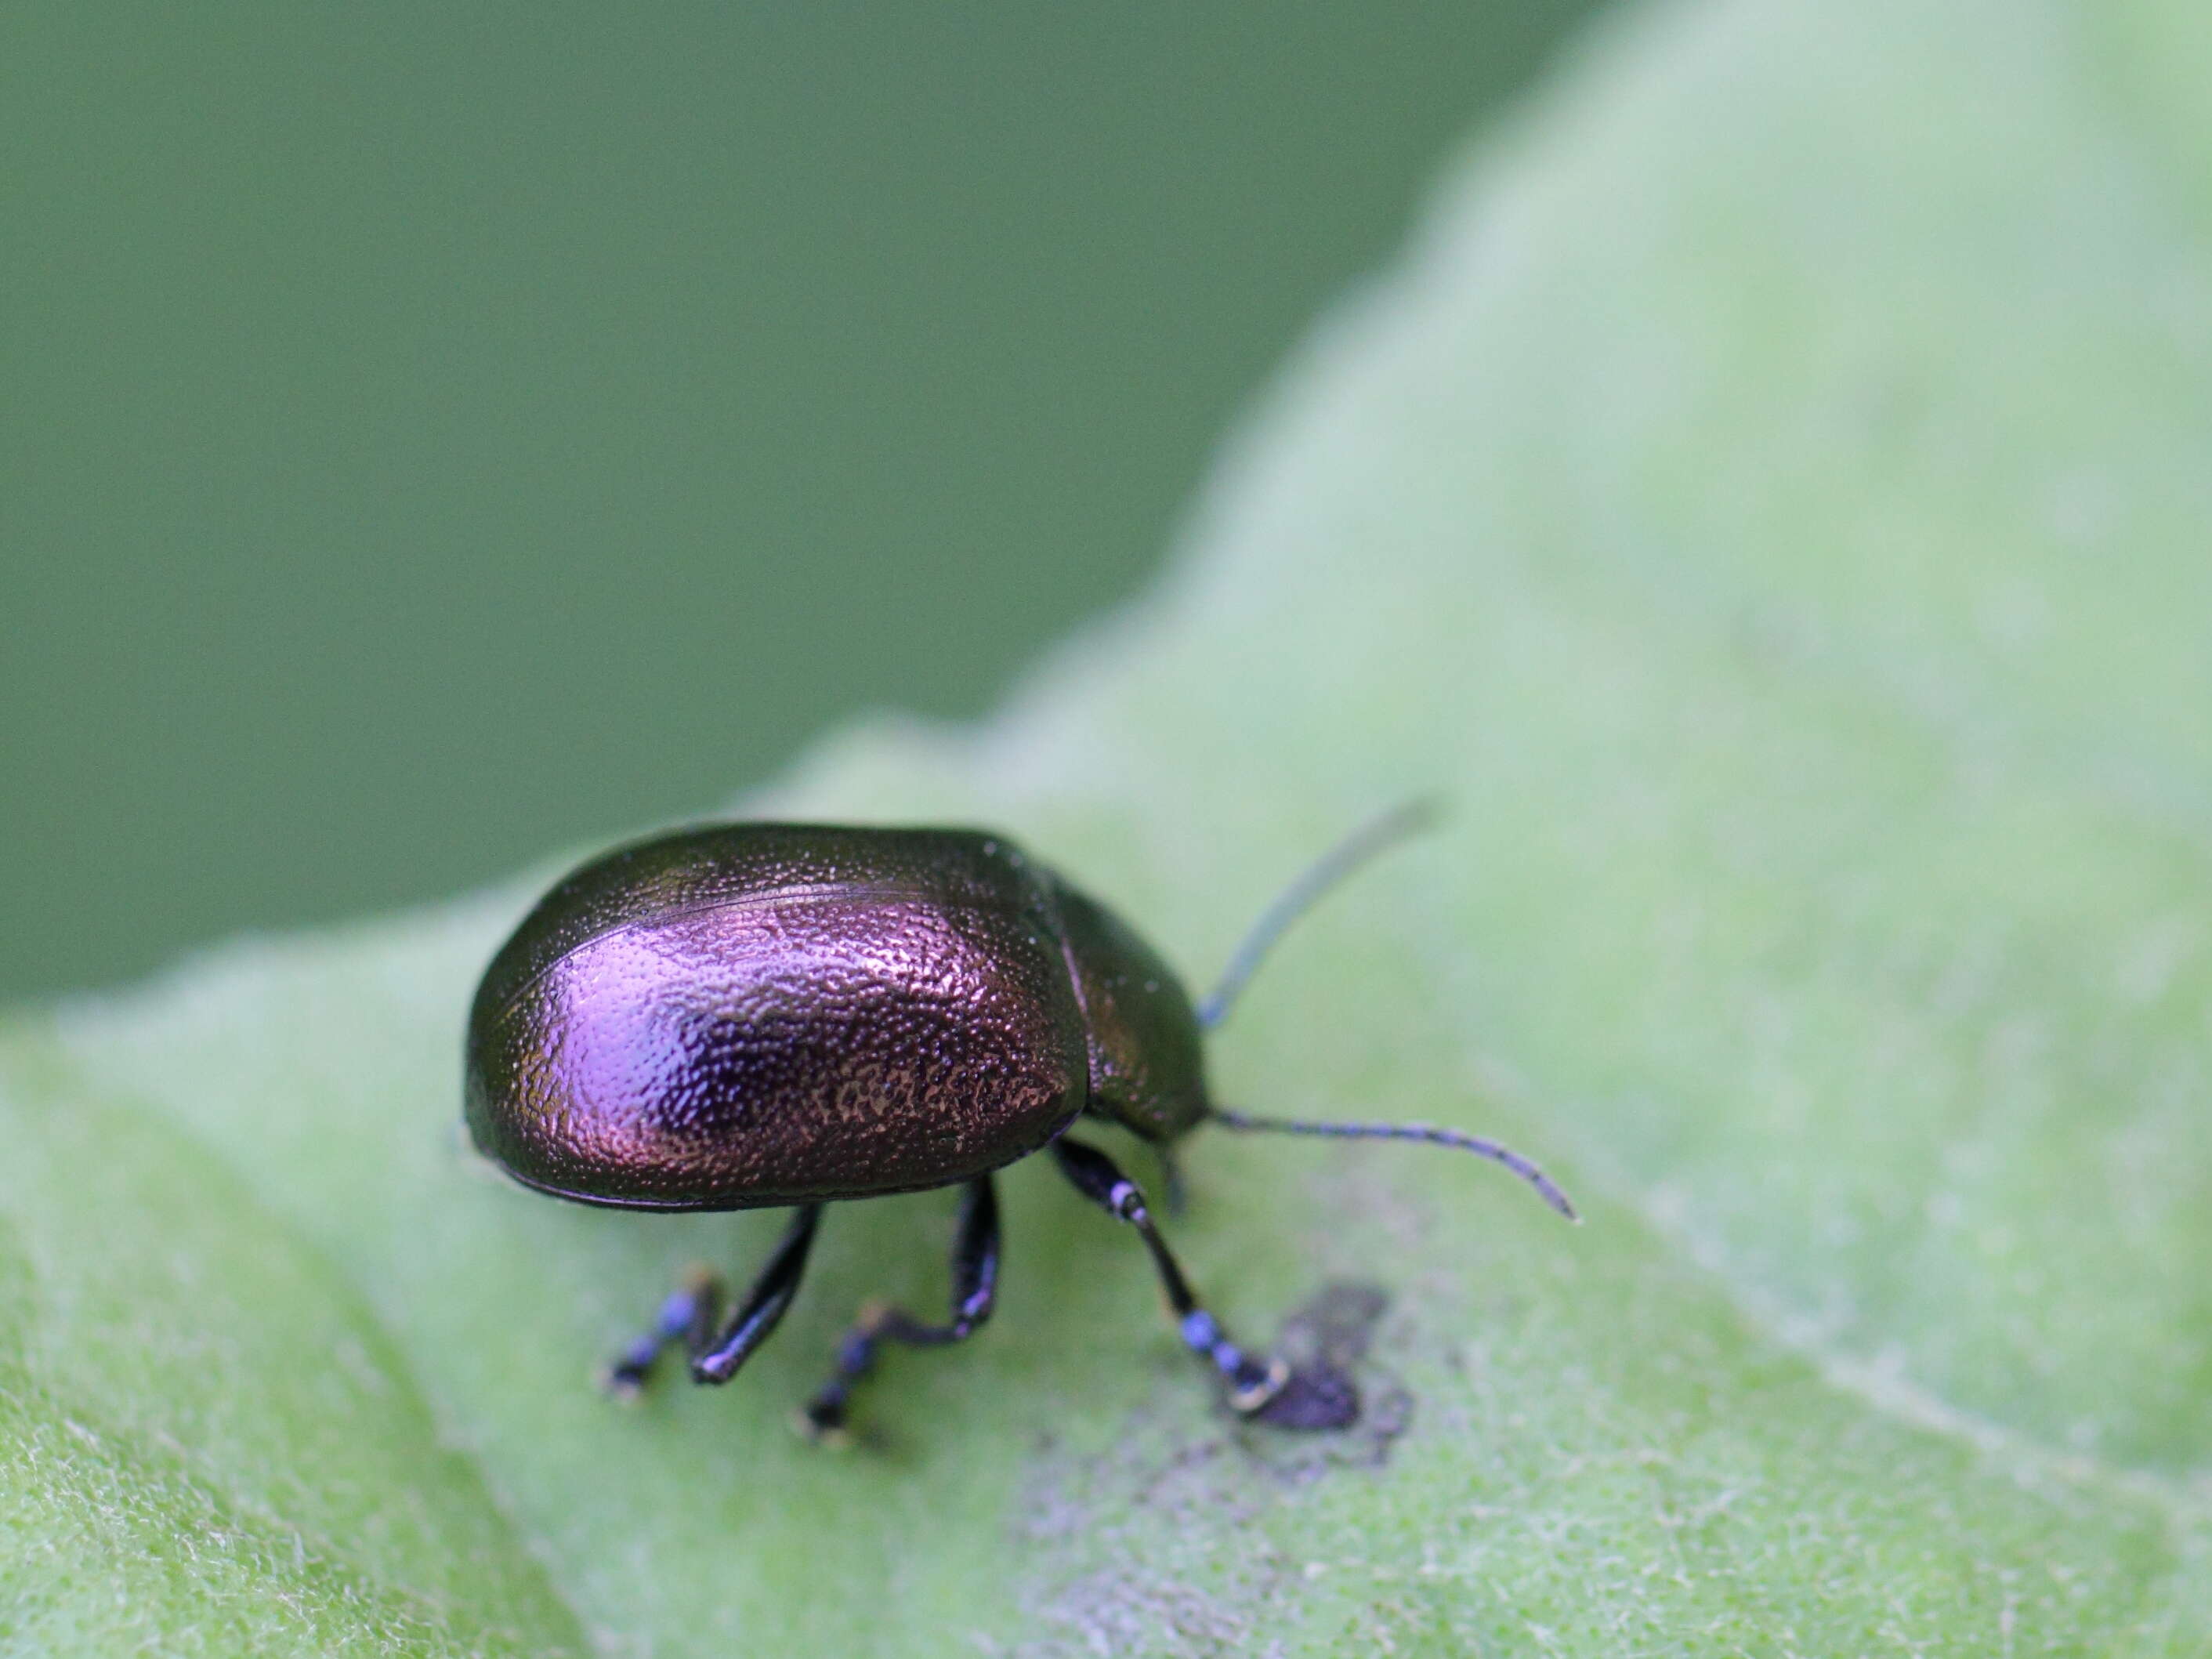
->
1205;1107;1579;1222
1197;798;1442;1031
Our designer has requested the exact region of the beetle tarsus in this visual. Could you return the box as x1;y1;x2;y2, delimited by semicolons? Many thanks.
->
1227;1354;1292;1415
794;1400;856;1447
1051;1136;1291;1416
599;1344;661;1402
795;1176;1001;1442
605;1210;820;1399
599;1267;725;1399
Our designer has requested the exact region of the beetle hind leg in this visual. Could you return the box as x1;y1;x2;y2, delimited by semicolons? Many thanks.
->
799;1175;1001;1444
599;1264;722;1399
1050;1136;1287;1415
599;1204;823;1398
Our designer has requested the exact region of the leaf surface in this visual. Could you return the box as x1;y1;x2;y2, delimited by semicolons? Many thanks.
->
9;0;2211;1650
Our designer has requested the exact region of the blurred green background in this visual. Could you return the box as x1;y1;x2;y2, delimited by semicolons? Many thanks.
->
4;0;1603;1000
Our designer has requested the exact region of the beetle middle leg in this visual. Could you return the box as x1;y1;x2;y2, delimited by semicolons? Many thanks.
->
798;1175;1001;1443
600;1203;823;1396
1049;1137;1287;1414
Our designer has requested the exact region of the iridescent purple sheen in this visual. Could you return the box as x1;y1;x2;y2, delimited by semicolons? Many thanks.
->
464;824;1198;1210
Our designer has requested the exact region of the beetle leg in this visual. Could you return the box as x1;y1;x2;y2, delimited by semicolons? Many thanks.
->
1049;1137;1287;1415
599;1262;726;1399
685;1204;824;1386
798;1175;1001;1443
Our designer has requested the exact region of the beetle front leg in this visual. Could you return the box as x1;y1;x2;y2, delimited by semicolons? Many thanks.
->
599;1204;823;1397
1049;1137;1287;1414
799;1175;1001;1443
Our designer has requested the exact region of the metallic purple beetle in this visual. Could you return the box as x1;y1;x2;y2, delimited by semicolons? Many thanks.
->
465;806;1574;1438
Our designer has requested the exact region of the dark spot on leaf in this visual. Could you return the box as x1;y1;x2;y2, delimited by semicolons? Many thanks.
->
1251;1362;1359;1432
1237;1281;1413;1479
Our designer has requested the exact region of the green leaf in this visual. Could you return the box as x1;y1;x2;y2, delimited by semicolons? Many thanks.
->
9;0;2210;1649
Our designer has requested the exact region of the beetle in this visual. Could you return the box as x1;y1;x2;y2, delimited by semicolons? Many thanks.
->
464;802;1576;1439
